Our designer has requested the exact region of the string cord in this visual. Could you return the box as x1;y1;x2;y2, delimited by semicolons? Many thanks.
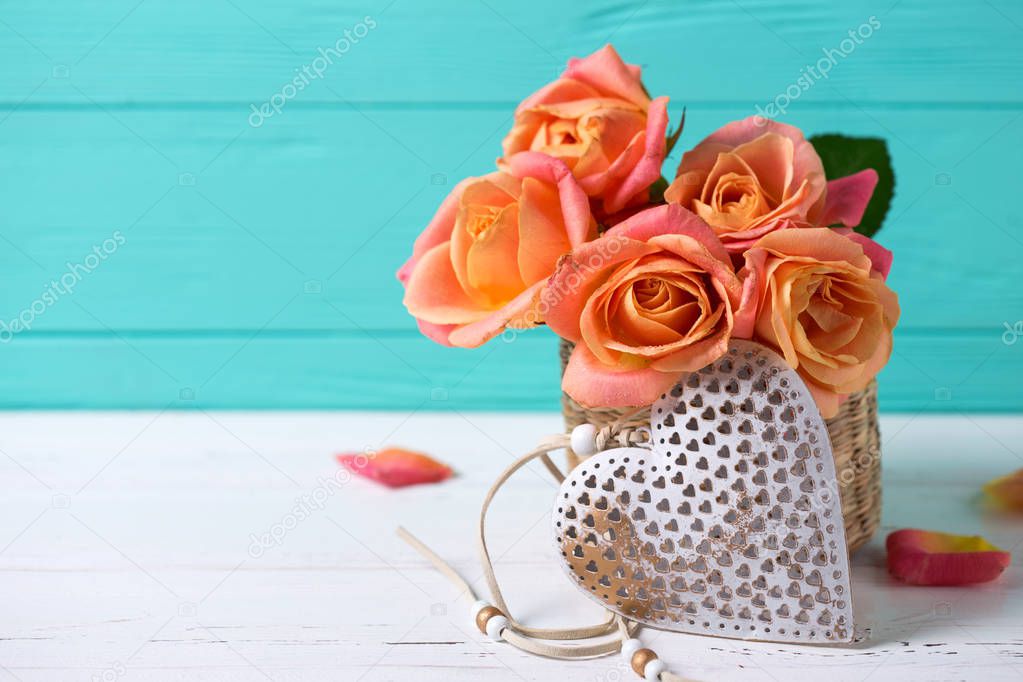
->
399;434;629;659
398;420;697;679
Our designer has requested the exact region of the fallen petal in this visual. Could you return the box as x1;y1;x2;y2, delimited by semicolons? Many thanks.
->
886;529;1010;586
337;448;453;488
983;469;1023;512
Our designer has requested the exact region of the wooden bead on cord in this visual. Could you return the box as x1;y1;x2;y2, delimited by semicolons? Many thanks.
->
630;648;658;676
474;605;504;635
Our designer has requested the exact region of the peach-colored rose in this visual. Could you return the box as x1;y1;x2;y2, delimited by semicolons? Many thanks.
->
665;117;878;253
741;228;900;418
501;45;669;215
545;204;755;407
399;152;596;348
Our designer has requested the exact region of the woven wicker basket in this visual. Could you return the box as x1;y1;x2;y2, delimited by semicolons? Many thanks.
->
558;339;882;553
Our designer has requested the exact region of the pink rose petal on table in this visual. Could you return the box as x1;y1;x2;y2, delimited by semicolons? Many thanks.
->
886;529;1011;586
983;469;1023;512
337;448;453;488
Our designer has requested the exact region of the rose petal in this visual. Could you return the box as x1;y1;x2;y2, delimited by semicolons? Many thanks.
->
519;97;638;127
446;280;546;348
403;242;486;325
749;227;874;272
562;343;680;408
698;117;825;200
647;327;731;372
513;78;602;116
701;116;807;149
833;227;894;279
648;232;742;303
735;267;759;339
451;175;522;300
886;529;1011;586
502;151;595;247
724;132;795;205
415;318;457;347
465;202;525;303
599;96;670;214
820;169;878;228
515;177;573;284
337;447;453;488
562;44;650;108
983;469;1023;512
542;236;660;342
802;378;843;420
572;107;649;182
608;203;732;265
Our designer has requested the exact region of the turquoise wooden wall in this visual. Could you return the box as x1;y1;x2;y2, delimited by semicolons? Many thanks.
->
0;1;1021;411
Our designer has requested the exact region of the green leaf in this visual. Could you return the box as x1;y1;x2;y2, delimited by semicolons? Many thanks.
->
809;134;894;238
648;175;670;204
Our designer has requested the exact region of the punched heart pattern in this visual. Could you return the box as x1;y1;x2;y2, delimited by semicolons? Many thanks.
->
552;341;854;644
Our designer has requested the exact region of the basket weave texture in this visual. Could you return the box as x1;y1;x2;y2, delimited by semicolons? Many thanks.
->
558;339;882;553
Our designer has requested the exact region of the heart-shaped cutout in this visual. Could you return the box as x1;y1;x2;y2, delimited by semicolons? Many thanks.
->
552;341;854;643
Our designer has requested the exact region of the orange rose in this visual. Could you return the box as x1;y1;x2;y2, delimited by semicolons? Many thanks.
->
399;152;596;348
742;228;900;418
545;204;755;407
665;117;878;253
501;45;669;215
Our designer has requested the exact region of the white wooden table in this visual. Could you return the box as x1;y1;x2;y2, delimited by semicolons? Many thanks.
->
2;412;1022;681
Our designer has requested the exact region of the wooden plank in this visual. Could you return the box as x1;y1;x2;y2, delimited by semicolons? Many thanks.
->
0;106;1019;334
0;0;1019;411
0;1;1021;104
0;329;1018;411
2;412;1022;680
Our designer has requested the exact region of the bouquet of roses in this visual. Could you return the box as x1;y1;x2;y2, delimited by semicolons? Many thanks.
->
399;45;899;419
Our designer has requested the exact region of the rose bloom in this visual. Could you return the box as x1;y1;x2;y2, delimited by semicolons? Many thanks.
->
742;228;900;418
501;45;669;216
665;117;878;253
399;152;596;348
545;204;755;407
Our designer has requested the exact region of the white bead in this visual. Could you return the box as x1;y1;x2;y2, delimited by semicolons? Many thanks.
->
643;658;667;681
570;423;598;456
485;614;508;641
620;637;643;661
470;599;490;620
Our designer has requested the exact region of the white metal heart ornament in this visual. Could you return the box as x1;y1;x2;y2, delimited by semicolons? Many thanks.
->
553;340;855;644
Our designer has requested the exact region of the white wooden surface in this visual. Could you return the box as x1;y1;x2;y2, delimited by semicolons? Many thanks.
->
1;412;1022;682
